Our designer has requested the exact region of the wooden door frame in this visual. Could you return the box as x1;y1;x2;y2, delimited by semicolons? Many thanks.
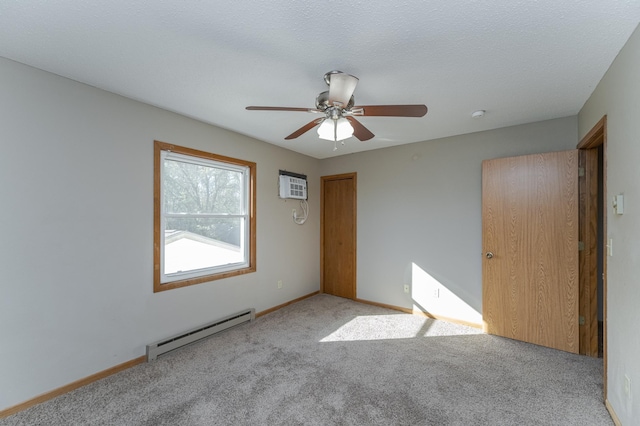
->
320;172;357;298
577;115;607;398
578;147;599;357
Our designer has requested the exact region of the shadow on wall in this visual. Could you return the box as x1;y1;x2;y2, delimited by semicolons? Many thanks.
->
409;262;482;326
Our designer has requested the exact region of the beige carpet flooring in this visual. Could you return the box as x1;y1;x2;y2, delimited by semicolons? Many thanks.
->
1;294;611;425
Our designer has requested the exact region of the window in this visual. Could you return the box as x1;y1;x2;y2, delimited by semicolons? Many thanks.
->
154;141;256;292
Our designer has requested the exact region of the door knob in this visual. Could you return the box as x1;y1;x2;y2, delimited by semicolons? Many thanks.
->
486;252;494;259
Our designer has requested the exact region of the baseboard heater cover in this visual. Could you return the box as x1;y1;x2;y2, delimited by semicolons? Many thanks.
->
146;308;255;361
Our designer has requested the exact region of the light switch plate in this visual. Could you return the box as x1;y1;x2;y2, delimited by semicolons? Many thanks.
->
614;194;624;215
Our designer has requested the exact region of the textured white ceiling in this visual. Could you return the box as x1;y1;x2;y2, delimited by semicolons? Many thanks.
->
1;1;639;159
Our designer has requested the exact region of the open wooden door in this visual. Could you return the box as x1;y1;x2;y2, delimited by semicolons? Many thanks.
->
482;150;579;353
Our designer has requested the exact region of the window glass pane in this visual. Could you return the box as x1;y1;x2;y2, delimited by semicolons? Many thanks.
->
164;217;244;275
163;158;243;215
154;141;255;292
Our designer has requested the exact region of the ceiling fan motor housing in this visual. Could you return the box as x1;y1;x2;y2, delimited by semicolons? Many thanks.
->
316;91;355;111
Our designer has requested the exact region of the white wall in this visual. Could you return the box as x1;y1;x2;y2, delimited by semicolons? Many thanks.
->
579;24;640;424
319;117;577;325
0;57;320;411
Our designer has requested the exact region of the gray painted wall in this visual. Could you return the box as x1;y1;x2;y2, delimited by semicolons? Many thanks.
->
319;117;578;325
0;57;320;410
579;23;640;424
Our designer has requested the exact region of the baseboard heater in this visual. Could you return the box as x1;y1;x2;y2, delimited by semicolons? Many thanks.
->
146;308;255;361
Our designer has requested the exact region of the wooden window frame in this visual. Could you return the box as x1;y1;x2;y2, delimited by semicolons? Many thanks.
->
153;140;256;292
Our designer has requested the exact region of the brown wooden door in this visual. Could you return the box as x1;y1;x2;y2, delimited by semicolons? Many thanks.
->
482;150;579;353
321;173;356;299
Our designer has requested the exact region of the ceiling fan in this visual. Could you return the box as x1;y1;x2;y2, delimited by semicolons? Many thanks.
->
246;71;428;150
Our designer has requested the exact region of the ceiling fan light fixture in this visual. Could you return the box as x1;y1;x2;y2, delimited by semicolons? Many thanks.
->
317;117;354;142
317;119;334;140
336;117;354;140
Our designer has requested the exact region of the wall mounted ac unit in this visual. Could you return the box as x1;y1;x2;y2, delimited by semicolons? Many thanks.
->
279;171;307;200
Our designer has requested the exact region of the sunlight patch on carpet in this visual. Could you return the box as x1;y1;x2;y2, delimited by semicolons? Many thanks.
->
319;314;482;342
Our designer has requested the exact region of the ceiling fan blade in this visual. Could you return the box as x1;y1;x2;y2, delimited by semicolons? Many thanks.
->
246;106;321;113
352;105;428;117
345;116;374;141
284;118;324;140
328;72;359;108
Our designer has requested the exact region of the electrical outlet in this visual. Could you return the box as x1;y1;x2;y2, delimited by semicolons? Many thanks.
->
277;280;283;289
403;284;410;293
433;288;440;298
624;375;631;399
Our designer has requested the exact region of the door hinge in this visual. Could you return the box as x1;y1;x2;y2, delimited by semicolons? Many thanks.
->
579;316;585;326
578;167;585;177
578;241;585;251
